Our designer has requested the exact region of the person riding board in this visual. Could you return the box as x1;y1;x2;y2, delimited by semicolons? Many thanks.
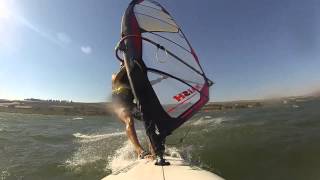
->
112;63;170;165
112;63;152;159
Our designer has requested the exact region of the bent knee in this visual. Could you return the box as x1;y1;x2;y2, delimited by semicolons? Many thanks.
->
125;118;134;127
115;108;131;121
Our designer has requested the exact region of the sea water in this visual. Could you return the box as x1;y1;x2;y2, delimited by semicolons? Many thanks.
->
0;99;320;180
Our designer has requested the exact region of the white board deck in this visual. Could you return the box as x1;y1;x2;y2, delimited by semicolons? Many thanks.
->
102;156;224;180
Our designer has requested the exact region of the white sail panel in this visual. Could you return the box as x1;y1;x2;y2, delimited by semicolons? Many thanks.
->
143;32;203;73
148;71;201;117
138;0;162;10
134;4;178;32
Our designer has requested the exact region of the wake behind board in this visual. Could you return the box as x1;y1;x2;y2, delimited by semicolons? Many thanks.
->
102;156;224;180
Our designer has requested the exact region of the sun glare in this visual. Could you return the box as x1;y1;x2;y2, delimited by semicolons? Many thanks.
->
0;1;11;19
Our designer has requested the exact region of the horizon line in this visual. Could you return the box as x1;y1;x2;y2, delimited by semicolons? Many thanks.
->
1;94;316;104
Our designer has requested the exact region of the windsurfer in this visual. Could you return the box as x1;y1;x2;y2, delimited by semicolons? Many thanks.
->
112;64;153;159
112;63;171;165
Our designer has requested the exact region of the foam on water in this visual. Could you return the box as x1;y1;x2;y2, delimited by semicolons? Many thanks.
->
107;140;137;172
292;104;299;108
0;124;8;132
107;141;185;172
65;144;102;167
179;145;194;163
191;116;227;126
66;130;145;172
1;170;10;180
73;132;126;143
72;117;84;120
65;132;127;168
165;146;183;159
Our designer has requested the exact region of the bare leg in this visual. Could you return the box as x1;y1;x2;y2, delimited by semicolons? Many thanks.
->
115;107;144;156
123;114;144;155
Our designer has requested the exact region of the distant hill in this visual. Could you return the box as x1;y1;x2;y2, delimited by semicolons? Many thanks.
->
310;90;320;97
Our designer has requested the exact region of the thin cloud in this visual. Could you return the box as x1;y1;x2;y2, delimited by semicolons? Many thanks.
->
13;15;73;48
15;15;63;46
7;12;91;55
81;46;92;55
18;18;74;49
57;32;72;44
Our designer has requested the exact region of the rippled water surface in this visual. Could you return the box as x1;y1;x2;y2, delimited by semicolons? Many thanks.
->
1;99;320;180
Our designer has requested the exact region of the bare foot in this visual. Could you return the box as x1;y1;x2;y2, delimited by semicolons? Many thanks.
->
144;154;155;160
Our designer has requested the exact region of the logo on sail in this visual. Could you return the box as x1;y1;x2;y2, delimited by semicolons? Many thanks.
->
173;85;202;102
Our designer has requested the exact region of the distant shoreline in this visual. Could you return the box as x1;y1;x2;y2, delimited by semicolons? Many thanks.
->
0;96;316;116
0;100;112;116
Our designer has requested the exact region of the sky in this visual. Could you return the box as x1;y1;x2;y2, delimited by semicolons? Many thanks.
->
0;0;319;102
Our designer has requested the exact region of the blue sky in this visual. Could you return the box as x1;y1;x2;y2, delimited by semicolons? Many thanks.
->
0;0;319;102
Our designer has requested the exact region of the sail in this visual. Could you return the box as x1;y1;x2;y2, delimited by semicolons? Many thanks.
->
116;0;212;136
